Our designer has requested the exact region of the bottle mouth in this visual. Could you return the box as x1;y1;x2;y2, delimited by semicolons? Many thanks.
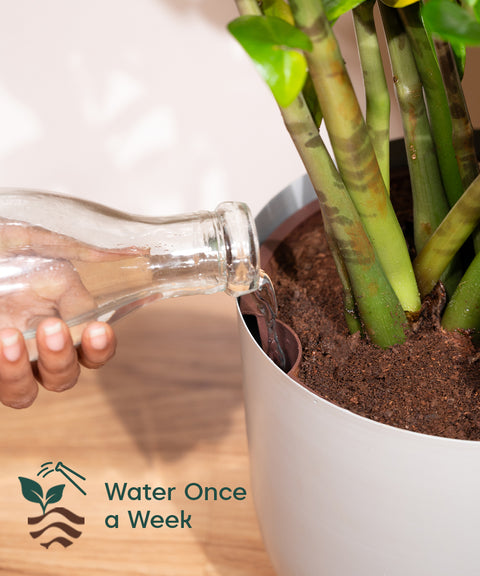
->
215;202;260;296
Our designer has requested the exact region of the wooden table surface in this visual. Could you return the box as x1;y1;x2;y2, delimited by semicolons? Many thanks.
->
0;294;276;576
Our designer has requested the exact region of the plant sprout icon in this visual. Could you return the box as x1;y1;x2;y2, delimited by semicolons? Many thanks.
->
19;461;86;549
38;462;86;496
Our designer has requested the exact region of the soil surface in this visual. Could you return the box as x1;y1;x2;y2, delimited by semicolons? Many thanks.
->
267;167;480;440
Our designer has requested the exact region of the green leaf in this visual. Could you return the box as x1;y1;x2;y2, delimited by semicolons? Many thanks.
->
324;0;367;21
379;0;420;7
18;477;44;508
45;484;65;509
422;0;480;45
228;15;312;107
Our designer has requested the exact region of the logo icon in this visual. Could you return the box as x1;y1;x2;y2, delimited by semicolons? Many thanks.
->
19;461;86;549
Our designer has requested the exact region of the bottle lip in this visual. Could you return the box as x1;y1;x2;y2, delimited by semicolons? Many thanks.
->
215;202;260;296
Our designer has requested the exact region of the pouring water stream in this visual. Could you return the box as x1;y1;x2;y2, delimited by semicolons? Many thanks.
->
249;270;287;372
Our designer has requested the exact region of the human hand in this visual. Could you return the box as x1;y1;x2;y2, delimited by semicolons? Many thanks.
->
0;217;145;408
0;217;146;334
0;319;116;408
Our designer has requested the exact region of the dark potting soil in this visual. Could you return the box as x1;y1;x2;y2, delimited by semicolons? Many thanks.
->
267;167;480;440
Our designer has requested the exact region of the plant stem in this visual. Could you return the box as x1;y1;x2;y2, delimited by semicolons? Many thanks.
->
234;0;406;344
302;74;323;129
353;0;390;191
434;39;480;253
289;0;420;314
322;214;363;334
399;4;465;208
235;0;262;16
442;251;480;331
414;173;480;297
433;40;479;192
280;95;408;347
380;5;464;297
380;4;451;253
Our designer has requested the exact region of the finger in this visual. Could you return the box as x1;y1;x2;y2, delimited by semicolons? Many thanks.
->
0;218;148;262
0;329;38;408
78;322;116;369
35;319;80;392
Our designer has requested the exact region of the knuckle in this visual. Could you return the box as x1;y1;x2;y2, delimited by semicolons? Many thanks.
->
38;356;81;391
39;350;77;375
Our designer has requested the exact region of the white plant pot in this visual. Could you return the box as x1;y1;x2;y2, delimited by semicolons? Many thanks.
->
237;175;480;576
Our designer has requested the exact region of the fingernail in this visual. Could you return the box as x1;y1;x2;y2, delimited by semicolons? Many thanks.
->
43;320;65;352
1;331;21;362
89;325;108;350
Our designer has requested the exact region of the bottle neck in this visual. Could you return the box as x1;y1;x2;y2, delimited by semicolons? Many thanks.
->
215;202;260;296
146;202;260;299
0;191;260;300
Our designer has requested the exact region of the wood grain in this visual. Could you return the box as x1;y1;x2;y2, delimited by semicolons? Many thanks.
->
0;294;275;576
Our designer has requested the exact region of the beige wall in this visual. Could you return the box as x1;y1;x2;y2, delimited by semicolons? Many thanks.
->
0;1;477;218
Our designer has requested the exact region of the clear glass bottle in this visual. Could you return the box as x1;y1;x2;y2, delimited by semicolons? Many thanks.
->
0;189;260;359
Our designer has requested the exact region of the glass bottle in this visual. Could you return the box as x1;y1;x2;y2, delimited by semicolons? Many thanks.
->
0;189;260;360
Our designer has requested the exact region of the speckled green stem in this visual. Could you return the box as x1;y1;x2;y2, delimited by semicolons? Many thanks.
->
280;95;408;347
434;39;480;253
433;40;478;191
399;4;465;208
380;7;450;249
235;0;262;16
353;0;390;191
442;251;480;331
322;213;362;335
435;40;479;191
302;74;323;129
289;0;420;314
414;173;480;297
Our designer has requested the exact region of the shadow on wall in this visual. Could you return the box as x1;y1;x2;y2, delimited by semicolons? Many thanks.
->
157;0;238;28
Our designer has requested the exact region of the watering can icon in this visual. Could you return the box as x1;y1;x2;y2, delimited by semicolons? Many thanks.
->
38;461;86;495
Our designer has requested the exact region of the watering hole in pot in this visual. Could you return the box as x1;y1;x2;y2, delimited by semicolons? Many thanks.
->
241;270;301;376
